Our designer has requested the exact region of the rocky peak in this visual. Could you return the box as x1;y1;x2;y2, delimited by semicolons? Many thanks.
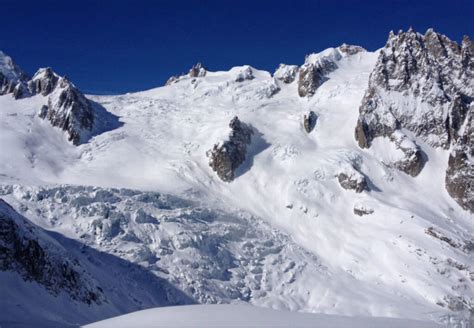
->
28;67;60;96
39;74;95;145
207;116;254;182
188;62;207;78
355;28;473;211
166;63;207;85
355;28;472;149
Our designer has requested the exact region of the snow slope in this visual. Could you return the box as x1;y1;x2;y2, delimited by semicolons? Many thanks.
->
84;304;442;328
0;45;472;327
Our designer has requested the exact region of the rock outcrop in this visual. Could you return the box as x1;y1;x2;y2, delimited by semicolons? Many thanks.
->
188;62;207;78
389;131;425;177
353;204;374;216
274;64;298;84
355;29;473;209
32;68;95;145
0;50;29;99
0;55;98;146
235;66;255;82
303;111;318;133
298;45;365;97
166;63;207;85
298;63;325;97
0;199;103;304
338;43;365;56
207;116;253;182
445;109;473;212
337;170;368;193
28;67;59;96
355;29;473;150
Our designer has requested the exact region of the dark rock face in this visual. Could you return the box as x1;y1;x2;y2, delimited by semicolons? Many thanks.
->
28;67;59;96
353;206;374;216
34;71;95;145
303;111;318;133
337;172;368;193
207;116;253;182
297;63;324;97
0;199;103;304
188;62;207;78
445;110;473;212
356;29;473;149
355;29;473;208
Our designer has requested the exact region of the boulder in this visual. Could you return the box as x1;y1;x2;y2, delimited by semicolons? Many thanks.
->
337;171;368;193
303;111;318;133
207;116;253;182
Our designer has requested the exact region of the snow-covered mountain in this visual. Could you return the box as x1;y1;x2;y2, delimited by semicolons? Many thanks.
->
0;28;472;327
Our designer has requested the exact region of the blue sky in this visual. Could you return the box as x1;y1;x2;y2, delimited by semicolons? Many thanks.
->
1;0;472;94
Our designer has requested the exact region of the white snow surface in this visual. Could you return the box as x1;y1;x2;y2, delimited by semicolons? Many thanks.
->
84;304;441;328
0;47;473;327
0;50;26;82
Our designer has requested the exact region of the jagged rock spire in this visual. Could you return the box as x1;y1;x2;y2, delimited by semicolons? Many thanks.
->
354;28;473;211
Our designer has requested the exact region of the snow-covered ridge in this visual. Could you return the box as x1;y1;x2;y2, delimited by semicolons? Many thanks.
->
0;50;27;82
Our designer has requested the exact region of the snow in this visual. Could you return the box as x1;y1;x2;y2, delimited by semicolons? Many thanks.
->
0;45;473;327
0;50;26;82
84;304;441;328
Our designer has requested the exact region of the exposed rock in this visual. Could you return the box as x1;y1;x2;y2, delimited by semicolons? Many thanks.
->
425;227;461;249
353;204;374;216
390;132;425;177
445;109;473;212
188;62;207;78
303;111;318;133
356;29;473;149
297;47;352;97
207;116;253;182
0;50;29;99
338;43;366;56
273;64;298;84
38;74;95;145
355;29;473;207
0;199;103;305
297;63;324;97
166;63;206;85
235;66;254;82
28;67;59;96
337;171;368;193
